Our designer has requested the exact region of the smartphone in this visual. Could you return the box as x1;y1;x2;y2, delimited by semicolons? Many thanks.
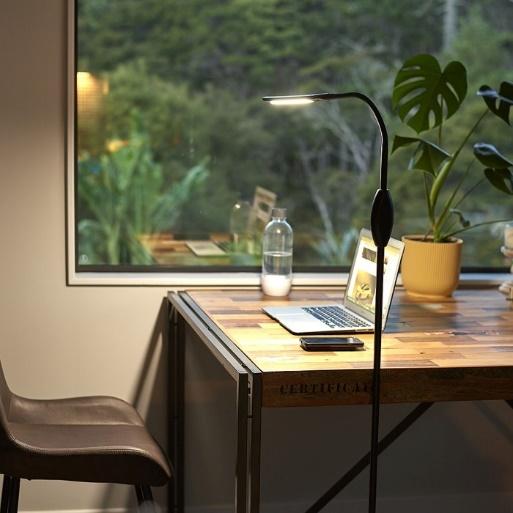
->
300;337;364;351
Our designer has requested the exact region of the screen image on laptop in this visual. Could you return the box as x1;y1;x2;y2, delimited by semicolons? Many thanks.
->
345;230;403;321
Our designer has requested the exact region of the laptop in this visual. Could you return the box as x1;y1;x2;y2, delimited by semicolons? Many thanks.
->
262;228;404;334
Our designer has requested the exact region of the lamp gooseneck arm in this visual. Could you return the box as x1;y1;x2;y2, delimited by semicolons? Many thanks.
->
262;91;394;513
324;92;393;513
262;92;389;190
304;91;394;513
314;92;388;191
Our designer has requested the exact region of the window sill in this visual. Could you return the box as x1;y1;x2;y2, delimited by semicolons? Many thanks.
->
67;271;511;288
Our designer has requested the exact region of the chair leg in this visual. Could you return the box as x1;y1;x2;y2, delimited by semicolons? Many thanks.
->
135;485;144;504
8;479;19;513
0;476;12;513
0;477;19;513
134;485;156;513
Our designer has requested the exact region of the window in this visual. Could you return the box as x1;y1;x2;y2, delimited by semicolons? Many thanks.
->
71;0;513;279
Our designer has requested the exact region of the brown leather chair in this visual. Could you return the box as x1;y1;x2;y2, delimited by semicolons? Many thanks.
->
0;361;171;513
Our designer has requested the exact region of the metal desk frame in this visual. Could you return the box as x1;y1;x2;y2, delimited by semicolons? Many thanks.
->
168;291;513;513
169;292;263;513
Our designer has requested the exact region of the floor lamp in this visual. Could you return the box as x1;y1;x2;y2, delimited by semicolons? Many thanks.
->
262;93;394;513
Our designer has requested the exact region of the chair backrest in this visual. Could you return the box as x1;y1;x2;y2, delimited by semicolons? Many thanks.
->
250;186;277;227
0;361;13;444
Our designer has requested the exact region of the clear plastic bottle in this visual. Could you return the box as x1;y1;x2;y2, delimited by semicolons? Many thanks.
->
261;208;293;296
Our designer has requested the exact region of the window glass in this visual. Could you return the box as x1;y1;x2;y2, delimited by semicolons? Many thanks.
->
76;0;513;271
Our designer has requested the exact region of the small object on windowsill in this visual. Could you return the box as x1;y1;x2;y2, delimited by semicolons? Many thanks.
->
504;222;513;250
185;240;226;256
498;281;513;300
499;245;513;300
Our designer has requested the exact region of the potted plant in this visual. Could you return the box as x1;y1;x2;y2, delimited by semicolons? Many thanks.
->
391;54;513;297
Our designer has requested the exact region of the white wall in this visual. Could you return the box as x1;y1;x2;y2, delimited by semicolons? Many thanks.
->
0;1;512;512
0;1;169;510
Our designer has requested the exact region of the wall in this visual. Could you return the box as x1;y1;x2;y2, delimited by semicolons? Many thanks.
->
0;1;169;510
0;1;512;512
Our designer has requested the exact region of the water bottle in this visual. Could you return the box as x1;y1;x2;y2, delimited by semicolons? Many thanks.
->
261;208;293;296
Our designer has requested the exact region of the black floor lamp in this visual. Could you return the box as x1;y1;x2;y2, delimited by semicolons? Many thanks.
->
262;93;394;513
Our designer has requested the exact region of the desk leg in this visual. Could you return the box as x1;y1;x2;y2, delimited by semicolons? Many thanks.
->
248;374;262;513
506;400;513;410
235;374;250;513
169;305;185;513
304;402;434;513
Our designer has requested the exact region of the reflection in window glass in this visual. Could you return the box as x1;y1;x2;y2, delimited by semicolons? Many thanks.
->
76;0;513;270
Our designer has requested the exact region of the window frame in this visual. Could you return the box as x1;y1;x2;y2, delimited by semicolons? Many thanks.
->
66;0;508;286
66;0;354;286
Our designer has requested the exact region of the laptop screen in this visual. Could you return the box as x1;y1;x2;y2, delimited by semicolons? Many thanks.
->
345;230;403;322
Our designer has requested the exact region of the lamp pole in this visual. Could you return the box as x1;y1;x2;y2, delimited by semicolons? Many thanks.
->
263;93;394;513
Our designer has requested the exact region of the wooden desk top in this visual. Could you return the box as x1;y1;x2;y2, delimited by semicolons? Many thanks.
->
179;288;513;406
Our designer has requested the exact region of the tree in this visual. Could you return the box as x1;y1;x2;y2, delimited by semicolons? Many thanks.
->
78;120;208;264
76;0;513;267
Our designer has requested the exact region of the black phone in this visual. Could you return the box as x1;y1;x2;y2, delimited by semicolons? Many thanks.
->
300;337;365;351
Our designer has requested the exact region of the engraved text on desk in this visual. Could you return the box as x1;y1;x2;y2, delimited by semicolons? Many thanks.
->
280;381;370;395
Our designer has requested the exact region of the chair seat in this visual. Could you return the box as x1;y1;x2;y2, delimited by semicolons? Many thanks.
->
9;395;145;426
2;422;171;486
0;362;172;493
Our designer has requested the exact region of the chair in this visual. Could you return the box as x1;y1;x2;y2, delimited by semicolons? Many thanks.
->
249;186;277;232
0;361;171;513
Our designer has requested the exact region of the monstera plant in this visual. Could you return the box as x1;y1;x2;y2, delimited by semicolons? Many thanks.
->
392;54;513;297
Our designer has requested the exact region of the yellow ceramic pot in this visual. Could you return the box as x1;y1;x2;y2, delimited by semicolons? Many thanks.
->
401;235;463;299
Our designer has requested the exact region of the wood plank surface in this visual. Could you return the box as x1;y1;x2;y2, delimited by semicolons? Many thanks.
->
182;288;513;406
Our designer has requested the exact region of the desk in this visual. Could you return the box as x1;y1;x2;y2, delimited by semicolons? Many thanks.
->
168;288;513;513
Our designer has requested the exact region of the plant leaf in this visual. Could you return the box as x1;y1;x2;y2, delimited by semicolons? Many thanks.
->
474;143;513;195
473;143;513;168
450;209;471;228
392;135;450;175
391;135;420;153
484;168;513;195
392;54;467;133
477;81;513;125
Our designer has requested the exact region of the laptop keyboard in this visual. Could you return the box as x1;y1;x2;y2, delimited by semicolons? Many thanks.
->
302;306;372;329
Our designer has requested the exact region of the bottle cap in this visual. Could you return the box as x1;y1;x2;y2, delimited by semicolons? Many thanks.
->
272;208;287;219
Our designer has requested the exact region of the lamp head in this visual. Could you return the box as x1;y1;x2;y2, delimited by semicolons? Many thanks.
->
263;95;316;106
262;93;346;106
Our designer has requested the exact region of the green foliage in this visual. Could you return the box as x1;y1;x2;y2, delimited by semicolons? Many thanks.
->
448;5;513;91
78;122;208;264
473;82;513;197
478;81;513;125
392;54;467;133
473;143;513;168
474;143;513;195
392;54;513;242
312;228;359;266
392;136;450;175
77;0;513;267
